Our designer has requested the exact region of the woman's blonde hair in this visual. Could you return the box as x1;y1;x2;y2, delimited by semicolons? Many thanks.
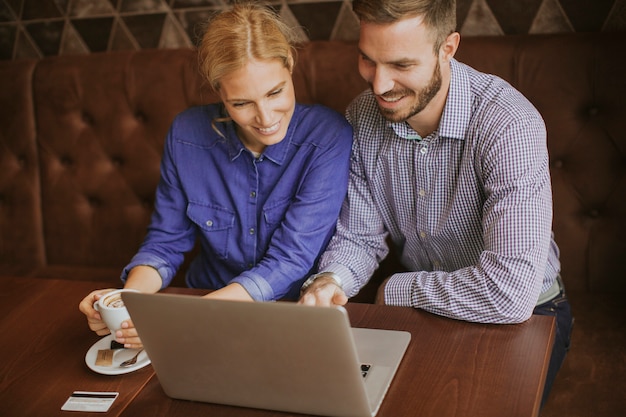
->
198;3;298;92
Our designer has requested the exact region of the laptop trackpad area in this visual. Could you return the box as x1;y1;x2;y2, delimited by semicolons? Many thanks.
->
351;327;411;414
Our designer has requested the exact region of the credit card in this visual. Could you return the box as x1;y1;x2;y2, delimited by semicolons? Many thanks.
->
61;391;119;412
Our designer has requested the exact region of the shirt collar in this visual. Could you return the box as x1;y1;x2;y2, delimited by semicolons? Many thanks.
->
439;59;471;141
224;104;299;165
390;122;425;141
387;58;471;142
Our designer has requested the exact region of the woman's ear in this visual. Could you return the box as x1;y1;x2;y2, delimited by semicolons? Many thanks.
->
287;52;295;74
440;32;460;62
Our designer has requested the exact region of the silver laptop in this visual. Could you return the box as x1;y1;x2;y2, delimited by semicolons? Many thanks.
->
122;292;411;417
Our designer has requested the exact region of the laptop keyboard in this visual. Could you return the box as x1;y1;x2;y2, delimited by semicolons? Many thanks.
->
361;364;371;378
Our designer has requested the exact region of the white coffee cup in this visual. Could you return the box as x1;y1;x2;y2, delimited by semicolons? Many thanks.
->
93;289;139;336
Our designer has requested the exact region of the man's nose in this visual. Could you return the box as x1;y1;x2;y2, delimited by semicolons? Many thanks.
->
370;67;394;96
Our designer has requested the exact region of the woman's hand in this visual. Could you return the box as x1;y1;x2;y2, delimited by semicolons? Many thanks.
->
203;283;254;302
79;288;144;349
78;289;115;336
114;319;143;349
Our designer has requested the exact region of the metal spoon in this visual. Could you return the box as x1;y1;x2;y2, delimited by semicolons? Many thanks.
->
119;349;144;367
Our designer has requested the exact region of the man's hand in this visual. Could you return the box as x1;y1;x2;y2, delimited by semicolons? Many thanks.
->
298;276;348;307
375;277;391;305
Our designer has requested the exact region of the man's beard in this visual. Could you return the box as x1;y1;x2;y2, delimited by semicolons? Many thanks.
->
376;60;442;123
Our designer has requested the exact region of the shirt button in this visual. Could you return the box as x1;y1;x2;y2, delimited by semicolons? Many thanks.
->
250;191;256;198
419;231;426;238
249;228;255;235
205;220;213;227
420;147;428;155
418;189;426;197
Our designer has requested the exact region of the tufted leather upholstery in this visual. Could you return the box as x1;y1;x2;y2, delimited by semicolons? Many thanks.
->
0;59;42;275
32;50;208;276
0;32;624;415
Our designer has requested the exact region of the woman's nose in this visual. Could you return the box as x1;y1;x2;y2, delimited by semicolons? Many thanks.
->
255;103;272;125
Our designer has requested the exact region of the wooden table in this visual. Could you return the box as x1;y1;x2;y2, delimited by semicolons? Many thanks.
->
0;277;555;417
0;277;155;417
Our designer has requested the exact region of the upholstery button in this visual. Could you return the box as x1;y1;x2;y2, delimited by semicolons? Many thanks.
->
81;112;94;125
553;160;564;168
60;155;73;166
87;196;101;207
135;111;147;122
588;106;600;116
589;209;600;218
17;155;26;167
111;156;124;167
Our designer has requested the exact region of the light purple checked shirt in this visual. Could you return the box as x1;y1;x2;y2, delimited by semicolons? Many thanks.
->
319;59;561;324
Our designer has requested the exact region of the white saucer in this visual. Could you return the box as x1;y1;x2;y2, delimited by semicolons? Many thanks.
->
85;334;151;375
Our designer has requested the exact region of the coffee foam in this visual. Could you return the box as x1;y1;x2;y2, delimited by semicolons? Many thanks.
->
104;294;125;308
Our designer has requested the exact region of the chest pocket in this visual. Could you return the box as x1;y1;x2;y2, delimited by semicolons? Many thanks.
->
263;199;290;227
187;203;235;259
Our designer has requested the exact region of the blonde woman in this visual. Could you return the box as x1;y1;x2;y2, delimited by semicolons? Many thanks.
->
80;3;352;348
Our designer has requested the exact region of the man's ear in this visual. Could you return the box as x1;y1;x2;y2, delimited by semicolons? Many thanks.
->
440;32;460;62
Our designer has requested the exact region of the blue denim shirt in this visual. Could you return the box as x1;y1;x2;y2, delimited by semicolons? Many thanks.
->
122;103;352;301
